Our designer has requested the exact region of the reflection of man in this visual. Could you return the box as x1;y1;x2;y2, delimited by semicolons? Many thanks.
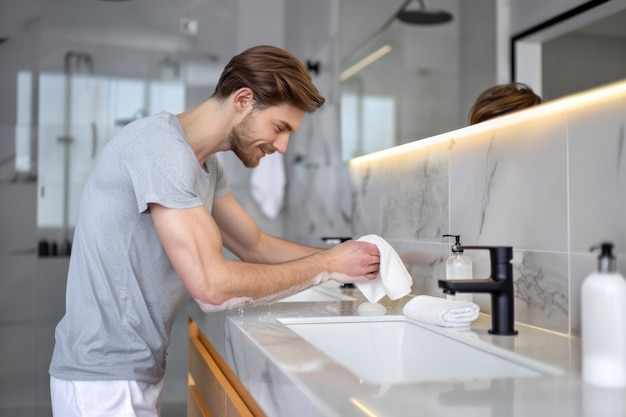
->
468;82;541;125
49;45;380;416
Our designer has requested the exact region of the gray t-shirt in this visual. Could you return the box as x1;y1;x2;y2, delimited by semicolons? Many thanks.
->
49;111;230;383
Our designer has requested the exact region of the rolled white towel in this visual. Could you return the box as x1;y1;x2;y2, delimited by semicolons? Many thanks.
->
403;295;479;328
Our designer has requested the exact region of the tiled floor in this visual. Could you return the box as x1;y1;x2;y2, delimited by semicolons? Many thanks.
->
0;255;188;417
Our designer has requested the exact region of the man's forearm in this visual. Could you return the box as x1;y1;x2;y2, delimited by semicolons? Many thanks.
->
242;233;323;264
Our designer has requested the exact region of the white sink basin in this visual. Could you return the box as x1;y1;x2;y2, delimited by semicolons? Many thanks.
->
277;283;356;302
279;315;563;385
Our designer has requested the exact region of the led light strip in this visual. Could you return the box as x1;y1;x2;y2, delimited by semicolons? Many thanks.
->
340;45;392;82
349;79;626;165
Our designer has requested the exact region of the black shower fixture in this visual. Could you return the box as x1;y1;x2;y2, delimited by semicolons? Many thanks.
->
339;0;455;76
397;0;453;25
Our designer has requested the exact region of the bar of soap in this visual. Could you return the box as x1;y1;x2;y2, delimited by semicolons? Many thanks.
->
357;301;387;316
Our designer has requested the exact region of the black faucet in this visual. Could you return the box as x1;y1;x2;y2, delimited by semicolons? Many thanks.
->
438;245;518;335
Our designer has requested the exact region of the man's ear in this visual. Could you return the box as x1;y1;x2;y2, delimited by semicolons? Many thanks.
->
233;88;254;112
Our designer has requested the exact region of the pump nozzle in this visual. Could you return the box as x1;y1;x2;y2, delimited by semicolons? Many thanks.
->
590;242;616;273
443;234;463;253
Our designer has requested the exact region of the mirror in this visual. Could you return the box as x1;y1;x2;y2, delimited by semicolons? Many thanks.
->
339;0;496;160
512;0;626;102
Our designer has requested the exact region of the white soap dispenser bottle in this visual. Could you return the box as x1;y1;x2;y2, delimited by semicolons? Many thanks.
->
581;242;626;388
443;234;473;302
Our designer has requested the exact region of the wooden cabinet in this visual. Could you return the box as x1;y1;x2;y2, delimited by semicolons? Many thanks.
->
188;320;267;417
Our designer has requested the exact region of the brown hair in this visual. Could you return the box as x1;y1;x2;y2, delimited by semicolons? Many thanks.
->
468;82;542;125
213;45;325;112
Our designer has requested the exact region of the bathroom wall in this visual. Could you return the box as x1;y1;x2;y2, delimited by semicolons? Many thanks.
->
280;0;353;246
0;0;42;414
347;82;626;336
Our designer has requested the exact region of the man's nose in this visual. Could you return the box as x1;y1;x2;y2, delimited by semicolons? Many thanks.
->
272;133;290;154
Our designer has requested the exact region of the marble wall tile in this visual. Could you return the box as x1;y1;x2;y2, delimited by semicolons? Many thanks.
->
283;0;350;247
387;239;448;297
349;140;449;240
285;108;350;246
348;110;573;333
449;113;569;251
343;85;626;334
513;251;569;334
567;91;626;255
368;241;570;333
569;252;596;336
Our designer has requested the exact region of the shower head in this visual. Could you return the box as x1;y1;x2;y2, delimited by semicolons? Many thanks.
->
397;9;453;24
340;0;454;72
397;0;453;25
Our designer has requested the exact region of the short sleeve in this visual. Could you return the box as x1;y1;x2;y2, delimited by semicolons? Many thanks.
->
206;155;231;199
123;132;207;213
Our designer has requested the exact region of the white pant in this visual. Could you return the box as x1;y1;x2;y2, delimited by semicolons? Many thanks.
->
50;376;163;417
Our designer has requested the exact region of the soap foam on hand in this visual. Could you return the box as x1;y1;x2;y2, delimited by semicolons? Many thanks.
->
355;234;413;303
403;295;479;328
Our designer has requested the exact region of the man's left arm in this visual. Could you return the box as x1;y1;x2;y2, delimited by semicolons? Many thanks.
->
212;192;322;264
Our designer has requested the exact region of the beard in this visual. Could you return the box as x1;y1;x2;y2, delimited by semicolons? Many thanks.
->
228;111;263;168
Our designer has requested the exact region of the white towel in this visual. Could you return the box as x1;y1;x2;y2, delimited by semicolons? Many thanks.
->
250;152;286;219
355;234;413;303
403;295;479;328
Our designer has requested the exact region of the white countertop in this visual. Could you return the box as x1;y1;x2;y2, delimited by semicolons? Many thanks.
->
188;284;626;417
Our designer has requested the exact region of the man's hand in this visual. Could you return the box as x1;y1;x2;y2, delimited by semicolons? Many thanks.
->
322;240;380;283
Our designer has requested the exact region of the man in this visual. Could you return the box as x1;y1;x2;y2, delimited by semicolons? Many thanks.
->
49;45;380;416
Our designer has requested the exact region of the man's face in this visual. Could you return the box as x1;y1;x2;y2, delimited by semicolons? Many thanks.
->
228;104;305;168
